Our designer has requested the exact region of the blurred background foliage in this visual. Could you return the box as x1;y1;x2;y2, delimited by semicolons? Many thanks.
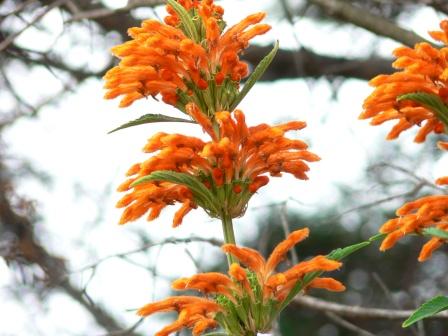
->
0;0;447;335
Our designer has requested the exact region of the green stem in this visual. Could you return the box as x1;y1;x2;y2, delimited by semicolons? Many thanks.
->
221;212;237;266
436;112;448;133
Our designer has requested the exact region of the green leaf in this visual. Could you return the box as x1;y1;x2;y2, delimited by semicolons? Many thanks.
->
368;233;387;242
108;114;195;134
132;170;220;215
397;92;448;128
230;41;279;110
279;239;373;313
403;296;448;327
423;227;448;240
202;333;228;336
166;0;200;42
328;241;371;260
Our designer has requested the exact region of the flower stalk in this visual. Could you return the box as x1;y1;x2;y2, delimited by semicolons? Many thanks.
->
221;212;237;266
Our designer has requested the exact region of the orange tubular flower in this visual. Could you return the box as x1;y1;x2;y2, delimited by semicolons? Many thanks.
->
360;20;448;143
117;105;319;226
138;228;344;335
222;228;344;304
379;195;448;261
436;176;448;185
137;296;221;336
103;0;270;112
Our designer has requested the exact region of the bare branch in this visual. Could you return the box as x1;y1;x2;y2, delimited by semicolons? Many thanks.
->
330;181;426;222
0;155;143;335
0;0;68;52
372;272;420;336
279;204;298;264
428;0;448;15
370;162;445;191
72;236;223;275
243;45;394;81
309;0;431;47
65;0;165;23
325;312;376;336
0;0;38;19
294;295;448;320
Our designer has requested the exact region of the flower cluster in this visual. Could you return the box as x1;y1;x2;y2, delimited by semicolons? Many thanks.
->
117;103;318;226
137;229;344;336
380;195;448;261
360;20;448;143
359;20;448;262
104;0;270;113
137;296;221;336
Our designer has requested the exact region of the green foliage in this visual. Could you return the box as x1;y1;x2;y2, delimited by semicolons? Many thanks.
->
166;0;200;42
402;296;448;327
230;41;279;110
107;113;195;134
397;92;448;128
327;241;371;260
423;227;448;240
132;170;220;215
278;238;378;313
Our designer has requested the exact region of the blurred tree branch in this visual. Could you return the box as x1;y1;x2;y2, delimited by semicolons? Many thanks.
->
294;295;448;320
308;0;430;47
0;154;143;335
0;0;68;52
66;0;165;23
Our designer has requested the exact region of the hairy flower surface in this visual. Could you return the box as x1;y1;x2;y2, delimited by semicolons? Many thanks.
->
360;20;448;142
137;228;344;335
137;296;221;336
221;228;345;304
380;195;448;261
117;105;319;226
104;0;270;112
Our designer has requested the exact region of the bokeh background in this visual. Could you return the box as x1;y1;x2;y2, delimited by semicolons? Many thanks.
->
0;0;447;335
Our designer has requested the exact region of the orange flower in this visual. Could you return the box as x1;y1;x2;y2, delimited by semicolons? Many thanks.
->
436;175;448;186
439;141;448;151
137;228;343;335
222;228;344;304
117;105;319;226
104;0;270;111
360;20;448;143
137;296;221;336
379;195;448;261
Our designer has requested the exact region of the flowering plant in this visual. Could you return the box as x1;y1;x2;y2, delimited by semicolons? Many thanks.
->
104;1;448;334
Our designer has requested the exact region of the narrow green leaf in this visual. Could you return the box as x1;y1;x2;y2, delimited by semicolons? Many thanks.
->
230;41;279;110
278;271;319;312
403;296;448;327
398;92;448;128
202;333;228;336
368;233;387;242
166;0;200;42
132;170;220;214
279;239;373;312
328;241;371;260
108;114;195;134
423;227;448;240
